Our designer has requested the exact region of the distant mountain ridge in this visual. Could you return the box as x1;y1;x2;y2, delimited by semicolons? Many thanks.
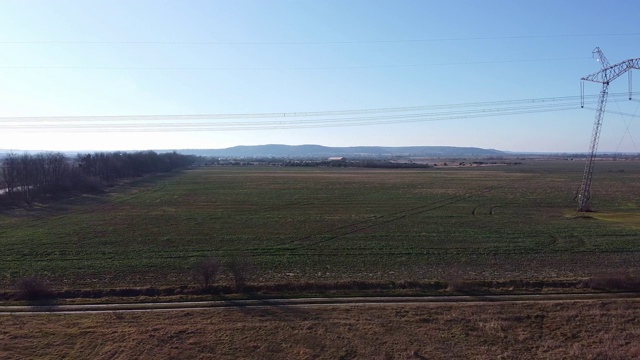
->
0;145;506;158
178;145;505;158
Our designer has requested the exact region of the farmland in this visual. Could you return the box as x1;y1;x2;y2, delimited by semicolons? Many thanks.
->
1;160;640;291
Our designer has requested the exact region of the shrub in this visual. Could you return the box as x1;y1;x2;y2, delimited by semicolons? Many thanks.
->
195;256;221;289
586;272;640;291
444;270;475;293
15;276;54;301
227;255;254;292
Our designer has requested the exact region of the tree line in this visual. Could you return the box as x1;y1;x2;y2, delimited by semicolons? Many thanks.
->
1;151;197;206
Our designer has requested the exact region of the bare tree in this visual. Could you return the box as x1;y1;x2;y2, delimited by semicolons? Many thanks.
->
1;153;18;198
227;255;254;292
195;256;221;289
15;276;53;301
46;152;69;189
16;154;36;206
1;150;195;205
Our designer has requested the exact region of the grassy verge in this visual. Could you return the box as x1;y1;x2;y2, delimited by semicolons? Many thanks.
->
2;277;638;305
2;299;639;359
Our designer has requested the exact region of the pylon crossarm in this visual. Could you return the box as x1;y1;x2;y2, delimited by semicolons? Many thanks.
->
581;58;640;84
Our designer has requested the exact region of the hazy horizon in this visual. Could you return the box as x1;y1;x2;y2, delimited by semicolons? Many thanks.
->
1;143;637;155
1;1;639;153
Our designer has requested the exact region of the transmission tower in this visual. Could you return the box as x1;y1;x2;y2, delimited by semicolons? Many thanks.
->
577;47;640;211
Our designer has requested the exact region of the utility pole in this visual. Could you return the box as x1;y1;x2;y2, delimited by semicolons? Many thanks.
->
577;48;640;211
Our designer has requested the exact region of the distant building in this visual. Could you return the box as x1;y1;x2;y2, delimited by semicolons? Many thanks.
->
328;157;346;161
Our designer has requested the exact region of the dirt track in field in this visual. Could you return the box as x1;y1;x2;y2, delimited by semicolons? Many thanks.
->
3;291;640;315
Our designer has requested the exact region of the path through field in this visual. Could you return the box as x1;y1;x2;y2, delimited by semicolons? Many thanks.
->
2;292;640;315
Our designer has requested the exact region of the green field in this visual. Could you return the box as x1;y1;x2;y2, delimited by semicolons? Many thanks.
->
2;160;640;290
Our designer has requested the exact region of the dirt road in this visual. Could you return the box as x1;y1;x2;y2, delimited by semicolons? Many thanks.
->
3;291;640;315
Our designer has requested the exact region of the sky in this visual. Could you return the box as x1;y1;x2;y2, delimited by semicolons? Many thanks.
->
1;0;640;152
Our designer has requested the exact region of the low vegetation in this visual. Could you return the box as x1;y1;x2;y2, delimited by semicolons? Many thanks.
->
194;256;221;290
586;271;640;291
0;159;639;293
14;276;53;302
2;299;639;359
226;255;254;292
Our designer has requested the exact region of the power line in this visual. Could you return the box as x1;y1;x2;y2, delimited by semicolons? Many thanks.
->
612;95;640;154
8;107;580;133
1;33;638;45
5;104;580;128
2;93;629;133
2;93;636;133
0;57;593;71
584;107;640;119
0;92;631;123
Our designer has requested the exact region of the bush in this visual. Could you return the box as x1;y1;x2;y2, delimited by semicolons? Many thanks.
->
444;270;475;293
15;276;54;301
586;272;640;291
227;256;254;292
195;256;221;289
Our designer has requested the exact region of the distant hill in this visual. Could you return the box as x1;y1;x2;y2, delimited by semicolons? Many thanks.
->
177;145;505;158
0;145;506;159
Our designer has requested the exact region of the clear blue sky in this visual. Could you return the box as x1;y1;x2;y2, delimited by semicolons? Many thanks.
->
1;0;640;152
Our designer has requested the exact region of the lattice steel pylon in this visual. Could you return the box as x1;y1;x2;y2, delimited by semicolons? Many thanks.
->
577;47;640;211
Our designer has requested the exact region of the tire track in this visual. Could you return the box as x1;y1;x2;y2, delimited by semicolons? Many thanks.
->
2;291;639;315
288;176;536;249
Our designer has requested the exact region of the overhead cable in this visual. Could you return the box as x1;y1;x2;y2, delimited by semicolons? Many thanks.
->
0;57;591;71
1;32;638;45
1;93;635;133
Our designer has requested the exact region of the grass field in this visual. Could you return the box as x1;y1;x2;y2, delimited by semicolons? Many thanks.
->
1;299;639;359
1;160;640;290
